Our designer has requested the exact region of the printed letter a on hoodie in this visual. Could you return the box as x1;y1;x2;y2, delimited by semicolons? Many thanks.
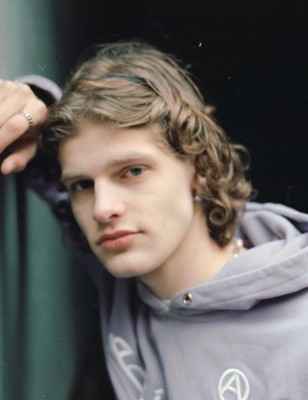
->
218;368;250;400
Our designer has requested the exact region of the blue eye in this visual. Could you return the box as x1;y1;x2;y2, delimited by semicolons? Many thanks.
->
71;180;93;192
127;167;144;177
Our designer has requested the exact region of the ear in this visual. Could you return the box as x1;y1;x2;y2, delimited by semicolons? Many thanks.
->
191;171;206;191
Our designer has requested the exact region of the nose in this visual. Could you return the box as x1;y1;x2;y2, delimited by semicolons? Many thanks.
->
92;182;125;223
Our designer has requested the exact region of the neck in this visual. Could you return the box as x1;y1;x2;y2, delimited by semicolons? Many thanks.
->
139;210;240;300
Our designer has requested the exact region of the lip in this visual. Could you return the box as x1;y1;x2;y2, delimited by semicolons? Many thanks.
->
96;230;138;250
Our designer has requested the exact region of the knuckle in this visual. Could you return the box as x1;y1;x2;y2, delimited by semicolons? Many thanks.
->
0;80;12;91
0;79;11;88
36;99;48;115
16;148;36;171
18;83;32;97
16;159;27;172
7;80;16;90
4;118;21;136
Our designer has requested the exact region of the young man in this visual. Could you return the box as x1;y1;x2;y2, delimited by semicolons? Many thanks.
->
40;41;308;399
2;42;308;399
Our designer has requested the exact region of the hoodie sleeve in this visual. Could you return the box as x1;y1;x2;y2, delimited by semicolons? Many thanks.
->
16;75;62;105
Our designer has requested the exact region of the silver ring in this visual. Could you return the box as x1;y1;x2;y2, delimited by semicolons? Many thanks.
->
18;110;34;129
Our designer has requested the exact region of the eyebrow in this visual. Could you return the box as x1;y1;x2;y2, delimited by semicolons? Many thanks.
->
105;152;155;168
61;152;155;184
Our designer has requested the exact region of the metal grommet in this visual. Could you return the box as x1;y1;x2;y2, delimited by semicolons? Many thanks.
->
183;293;193;305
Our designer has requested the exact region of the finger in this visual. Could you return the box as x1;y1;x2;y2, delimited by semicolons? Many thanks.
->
0;80;17;102
0;98;47;153
1;142;37;174
0;81;35;125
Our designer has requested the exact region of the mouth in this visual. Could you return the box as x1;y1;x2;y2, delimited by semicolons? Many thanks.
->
96;230;138;250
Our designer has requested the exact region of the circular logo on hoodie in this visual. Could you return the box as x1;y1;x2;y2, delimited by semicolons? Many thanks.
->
218;368;250;400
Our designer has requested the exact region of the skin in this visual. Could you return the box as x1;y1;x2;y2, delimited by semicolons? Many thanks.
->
59;123;236;299
0;80;47;174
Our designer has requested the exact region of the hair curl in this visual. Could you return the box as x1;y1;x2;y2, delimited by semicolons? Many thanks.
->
42;40;252;250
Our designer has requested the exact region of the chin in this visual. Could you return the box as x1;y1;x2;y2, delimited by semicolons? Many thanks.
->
104;260;155;279
105;266;144;279
94;249;160;278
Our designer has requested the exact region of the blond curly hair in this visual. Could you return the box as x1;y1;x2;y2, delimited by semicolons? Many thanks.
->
44;41;252;247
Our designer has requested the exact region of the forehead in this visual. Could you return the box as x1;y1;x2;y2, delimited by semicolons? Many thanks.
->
59;122;165;154
58;123;173;174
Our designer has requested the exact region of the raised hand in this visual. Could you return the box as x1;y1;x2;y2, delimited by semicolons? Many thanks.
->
0;80;48;174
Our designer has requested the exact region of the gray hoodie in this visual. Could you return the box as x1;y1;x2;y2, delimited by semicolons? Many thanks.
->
91;202;308;399
25;77;308;399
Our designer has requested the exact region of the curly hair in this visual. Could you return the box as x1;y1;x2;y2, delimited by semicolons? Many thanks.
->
42;40;252;249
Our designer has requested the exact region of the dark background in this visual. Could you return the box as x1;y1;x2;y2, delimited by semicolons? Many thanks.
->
49;1;307;398
54;0;308;212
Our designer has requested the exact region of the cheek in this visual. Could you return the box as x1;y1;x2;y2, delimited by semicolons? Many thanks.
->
147;178;194;228
156;193;195;236
167;183;194;216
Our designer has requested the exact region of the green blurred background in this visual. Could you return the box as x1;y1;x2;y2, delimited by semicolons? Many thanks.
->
0;1;112;399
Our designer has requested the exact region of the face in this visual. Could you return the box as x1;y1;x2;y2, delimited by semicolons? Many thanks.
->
59;123;199;281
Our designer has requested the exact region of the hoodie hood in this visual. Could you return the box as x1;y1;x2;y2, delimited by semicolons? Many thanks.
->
138;202;308;317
